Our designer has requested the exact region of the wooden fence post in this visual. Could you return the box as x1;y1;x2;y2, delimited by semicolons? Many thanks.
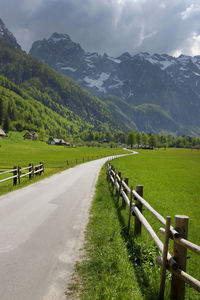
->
108;164;112;184
134;185;143;236
18;166;21;184
32;164;34;177
159;216;171;299
39;162;42;175
112;167;116;195
128;186;133;234
13;166;17;186
123;178;129;208
29;163;32;179
66;160;69;166
171;215;189;300
117;172;122;202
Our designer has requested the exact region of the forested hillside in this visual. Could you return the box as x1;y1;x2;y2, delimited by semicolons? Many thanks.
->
0;75;93;137
0;38;124;139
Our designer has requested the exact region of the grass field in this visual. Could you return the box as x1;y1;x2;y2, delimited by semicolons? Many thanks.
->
110;148;200;299
69;148;200;299
0;132;127;196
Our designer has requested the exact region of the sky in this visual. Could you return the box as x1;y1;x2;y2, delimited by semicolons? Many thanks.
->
1;0;200;57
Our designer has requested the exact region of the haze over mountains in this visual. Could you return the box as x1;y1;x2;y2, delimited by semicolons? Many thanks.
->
30;32;200;136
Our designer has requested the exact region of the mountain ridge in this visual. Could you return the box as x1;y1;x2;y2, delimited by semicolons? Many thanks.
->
0;18;21;49
30;32;200;135
0;30;125;139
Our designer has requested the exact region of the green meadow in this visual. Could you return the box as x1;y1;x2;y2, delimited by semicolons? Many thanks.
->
0;132;127;195
110;148;200;299
69;148;200;299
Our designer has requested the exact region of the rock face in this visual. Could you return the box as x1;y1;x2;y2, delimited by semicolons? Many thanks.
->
30;34;200;135
0;18;21;49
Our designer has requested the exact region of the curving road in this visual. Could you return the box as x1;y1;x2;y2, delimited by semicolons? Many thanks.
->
0;155;129;300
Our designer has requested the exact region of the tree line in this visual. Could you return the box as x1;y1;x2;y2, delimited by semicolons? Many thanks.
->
126;131;200;149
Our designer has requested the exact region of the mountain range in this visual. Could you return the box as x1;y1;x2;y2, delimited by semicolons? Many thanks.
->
0;19;123;140
0;17;200;136
30;32;200;136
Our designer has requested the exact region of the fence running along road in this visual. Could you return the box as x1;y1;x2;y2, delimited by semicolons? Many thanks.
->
0;163;44;186
107;162;200;300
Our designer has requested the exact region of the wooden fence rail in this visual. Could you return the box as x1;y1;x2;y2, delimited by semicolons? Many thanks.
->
107;163;200;299
0;162;44;186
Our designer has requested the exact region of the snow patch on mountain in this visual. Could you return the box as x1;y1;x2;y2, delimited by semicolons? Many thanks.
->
61;66;77;72
107;56;121;64
193;71;200;76
160;60;175;70
50;33;70;43
146;57;157;64
109;79;123;89
84;73;110;92
85;57;95;68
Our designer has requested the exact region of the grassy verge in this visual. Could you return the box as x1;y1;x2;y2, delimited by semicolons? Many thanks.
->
67;166;154;300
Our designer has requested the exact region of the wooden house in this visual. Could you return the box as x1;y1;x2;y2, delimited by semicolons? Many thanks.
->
50;138;70;146
0;128;6;137
23;132;38;140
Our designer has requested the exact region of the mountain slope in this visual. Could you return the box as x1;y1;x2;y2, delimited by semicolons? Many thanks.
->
0;75;89;136
103;95;183;134
0;18;21;49
0;37;123;136
30;33;200;135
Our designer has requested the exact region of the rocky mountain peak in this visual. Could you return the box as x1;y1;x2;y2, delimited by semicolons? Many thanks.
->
0;18;21;49
29;32;200;135
117;52;132;61
29;32;85;66
48;32;71;43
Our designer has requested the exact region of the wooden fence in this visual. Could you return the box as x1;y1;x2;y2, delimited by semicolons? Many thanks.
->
107;163;200;299
0;162;44;186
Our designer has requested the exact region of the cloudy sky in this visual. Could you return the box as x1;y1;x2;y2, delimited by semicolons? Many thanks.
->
1;0;200;57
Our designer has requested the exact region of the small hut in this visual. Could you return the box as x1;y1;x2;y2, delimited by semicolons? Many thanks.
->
23;132;38;140
50;138;70;146
0;128;6;137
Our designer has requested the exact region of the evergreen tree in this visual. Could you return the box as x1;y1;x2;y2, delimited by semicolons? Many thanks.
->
136;132;142;148
3;114;11;132
142;133;148;148
149;135;157;149
0;98;3;125
127;131;136;148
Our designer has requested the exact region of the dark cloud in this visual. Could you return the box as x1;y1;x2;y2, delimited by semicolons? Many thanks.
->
1;0;200;57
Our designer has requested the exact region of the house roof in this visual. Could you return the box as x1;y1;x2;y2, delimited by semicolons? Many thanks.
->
0;128;6;136
52;138;70;145
52;138;61;143
24;131;38;136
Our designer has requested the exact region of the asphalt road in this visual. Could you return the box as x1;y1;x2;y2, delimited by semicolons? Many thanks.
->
0;155;125;300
